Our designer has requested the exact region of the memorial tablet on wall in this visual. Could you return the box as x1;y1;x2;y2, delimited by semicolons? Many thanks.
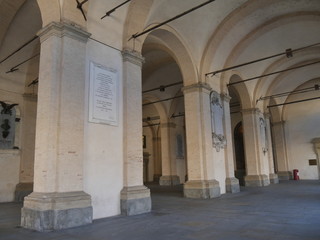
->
89;62;118;126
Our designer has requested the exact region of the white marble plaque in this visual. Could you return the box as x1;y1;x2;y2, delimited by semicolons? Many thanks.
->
89;62;118;126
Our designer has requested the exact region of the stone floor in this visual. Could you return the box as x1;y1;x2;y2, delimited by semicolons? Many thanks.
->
1;180;320;240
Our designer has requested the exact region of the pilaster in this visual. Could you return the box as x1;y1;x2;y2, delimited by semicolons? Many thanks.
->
272;121;289;176
182;83;221;198
21;21;92;231
242;108;270;187
121;49;151;215
159;122;180;186
222;93;239;193
264;113;279;184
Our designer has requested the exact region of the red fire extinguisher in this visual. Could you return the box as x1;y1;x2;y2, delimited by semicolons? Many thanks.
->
293;169;299;180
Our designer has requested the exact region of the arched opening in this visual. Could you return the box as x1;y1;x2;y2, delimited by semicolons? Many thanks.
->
141;35;188;195
234;121;246;186
0;0;41;203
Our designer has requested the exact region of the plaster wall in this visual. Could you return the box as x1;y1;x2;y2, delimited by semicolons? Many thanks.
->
143;126;155;182
84;40;124;219
0;150;20;202
284;80;320;179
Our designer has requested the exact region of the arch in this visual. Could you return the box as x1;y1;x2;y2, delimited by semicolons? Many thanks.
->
143;94;168;122
0;0;26;48
122;0;154;51
200;0;320;77
36;0;60;26
228;74;251;109
144;28;198;86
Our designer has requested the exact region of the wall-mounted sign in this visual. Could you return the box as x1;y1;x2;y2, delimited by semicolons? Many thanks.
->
89;62;118;126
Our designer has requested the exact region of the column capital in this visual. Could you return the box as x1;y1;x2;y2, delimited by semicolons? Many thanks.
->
160;122;176;128
264;112;271;119
241;108;261;115
182;82;212;94
272;120;286;126
221;93;232;103
37;21;91;43
122;49;145;67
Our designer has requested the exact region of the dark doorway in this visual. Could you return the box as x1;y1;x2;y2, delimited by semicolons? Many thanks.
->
234;121;246;186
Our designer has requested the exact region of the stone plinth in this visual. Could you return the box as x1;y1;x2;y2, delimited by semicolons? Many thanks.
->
226;177;240;193
184;180;220;199
21;191;92;231
159;175;180;186
120;186;151;216
245;175;270;187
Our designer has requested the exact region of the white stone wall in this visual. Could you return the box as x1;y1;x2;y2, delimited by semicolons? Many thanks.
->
284;80;320;180
84;40;124;219
0;150;20;202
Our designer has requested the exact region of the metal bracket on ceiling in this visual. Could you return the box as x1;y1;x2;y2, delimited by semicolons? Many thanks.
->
76;0;89;21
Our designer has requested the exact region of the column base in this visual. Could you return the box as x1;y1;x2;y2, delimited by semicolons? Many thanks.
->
184;180;220;199
277;171;292;180
153;174;161;183
244;175;270;187
120;186;151;216
15;182;33;202
269;173;279;184
225;177;240;193
159;175;180;186
21;191;92;232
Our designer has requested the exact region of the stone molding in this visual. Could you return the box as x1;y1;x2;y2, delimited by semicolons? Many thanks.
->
37;21;91;43
122;49;145;67
221;93;231;103
23;191;92;211
241;108;261;115
160;122;176;128
272;121;286;126
182;82;212;94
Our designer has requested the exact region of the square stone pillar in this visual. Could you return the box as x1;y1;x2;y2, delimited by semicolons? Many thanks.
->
242;108;270;186
159;122;180;186
264;113;279;184
221;94;240;193
15;94;37;201
272;121;291;180
182;83;220;198
21;22;92;231
121;50;151;215
152;137;162;183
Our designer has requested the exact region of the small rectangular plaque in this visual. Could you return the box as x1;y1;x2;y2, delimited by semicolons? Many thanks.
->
309;159;317;166
89;62;118;126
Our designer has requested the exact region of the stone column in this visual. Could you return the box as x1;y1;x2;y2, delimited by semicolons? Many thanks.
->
242;108;270;186
121;49;151;215
21;22;92;231
264;113;279;184
152;137;162;183
273;121;291;180
15;94;37;201
159;122;180;185
183;83;220;198
221;94;240;193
